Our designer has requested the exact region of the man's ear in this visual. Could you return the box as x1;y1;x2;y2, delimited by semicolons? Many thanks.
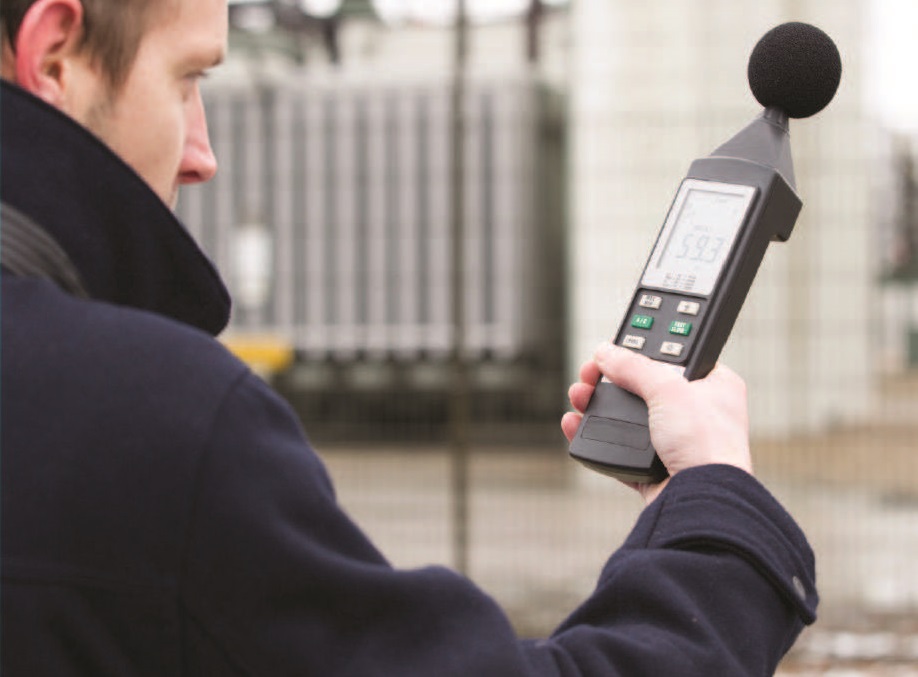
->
13;0;86;106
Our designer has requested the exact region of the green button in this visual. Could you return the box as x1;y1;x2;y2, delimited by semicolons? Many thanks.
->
669;320;692;336
631;314;654;330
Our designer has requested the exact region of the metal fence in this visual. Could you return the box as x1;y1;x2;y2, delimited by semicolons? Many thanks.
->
174;66;918;673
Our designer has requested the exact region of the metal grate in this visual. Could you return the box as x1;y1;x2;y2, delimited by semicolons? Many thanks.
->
177;76;562;365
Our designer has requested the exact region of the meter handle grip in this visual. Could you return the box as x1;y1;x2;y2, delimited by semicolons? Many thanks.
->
570;353;715;483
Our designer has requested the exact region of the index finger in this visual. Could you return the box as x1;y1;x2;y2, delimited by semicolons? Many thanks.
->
594;342;686;402
579;356;601;385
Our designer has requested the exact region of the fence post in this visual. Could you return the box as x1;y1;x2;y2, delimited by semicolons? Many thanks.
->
450;0;471;576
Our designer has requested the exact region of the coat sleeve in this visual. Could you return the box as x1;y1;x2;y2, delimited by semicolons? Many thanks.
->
180;370;816;677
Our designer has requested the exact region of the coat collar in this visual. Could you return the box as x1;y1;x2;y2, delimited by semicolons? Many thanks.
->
0;80;231;335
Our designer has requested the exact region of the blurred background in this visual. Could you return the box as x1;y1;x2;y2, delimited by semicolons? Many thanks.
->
179;0;918;672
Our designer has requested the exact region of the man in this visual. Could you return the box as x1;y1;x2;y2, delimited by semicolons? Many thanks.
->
1;0;817;674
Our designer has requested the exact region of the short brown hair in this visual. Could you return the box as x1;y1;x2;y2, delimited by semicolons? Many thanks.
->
1;0;166;88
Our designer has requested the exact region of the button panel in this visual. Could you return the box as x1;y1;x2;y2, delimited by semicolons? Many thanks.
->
615;289;707;364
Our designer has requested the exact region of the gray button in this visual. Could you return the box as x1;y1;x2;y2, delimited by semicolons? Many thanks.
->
660;341;683;357
622;335;646;350
677;300;700;315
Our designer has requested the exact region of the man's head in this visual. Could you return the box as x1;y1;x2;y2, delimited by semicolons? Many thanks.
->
1;0;227;207
3;0;162;90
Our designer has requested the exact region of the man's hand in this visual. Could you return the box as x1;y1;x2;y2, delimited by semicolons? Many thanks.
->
562;342;752;503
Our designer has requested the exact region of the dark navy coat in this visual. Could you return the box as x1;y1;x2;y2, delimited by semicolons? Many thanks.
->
1;81;817;676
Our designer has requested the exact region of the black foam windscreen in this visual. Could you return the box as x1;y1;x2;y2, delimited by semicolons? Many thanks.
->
747;22;841;119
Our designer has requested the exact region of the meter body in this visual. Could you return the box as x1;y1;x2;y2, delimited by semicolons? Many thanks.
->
568;109;802;482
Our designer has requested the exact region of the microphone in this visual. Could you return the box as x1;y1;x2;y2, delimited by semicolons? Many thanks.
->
568;22;842;482
709;22;842;198
747;21;842;119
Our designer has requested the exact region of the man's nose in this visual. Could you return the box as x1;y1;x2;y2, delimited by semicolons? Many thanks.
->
179;92;218;185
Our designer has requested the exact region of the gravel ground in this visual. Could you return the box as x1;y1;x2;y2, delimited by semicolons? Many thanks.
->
779;612;918;674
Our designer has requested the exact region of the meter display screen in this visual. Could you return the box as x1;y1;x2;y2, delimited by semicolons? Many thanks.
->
641;179;756;296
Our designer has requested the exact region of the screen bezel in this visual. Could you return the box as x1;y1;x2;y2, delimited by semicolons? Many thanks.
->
640;179;757;298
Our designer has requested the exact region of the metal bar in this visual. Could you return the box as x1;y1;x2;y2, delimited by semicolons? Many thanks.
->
450;0;471;576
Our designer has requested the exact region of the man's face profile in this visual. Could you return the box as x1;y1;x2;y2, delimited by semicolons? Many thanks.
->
3;0;228;208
